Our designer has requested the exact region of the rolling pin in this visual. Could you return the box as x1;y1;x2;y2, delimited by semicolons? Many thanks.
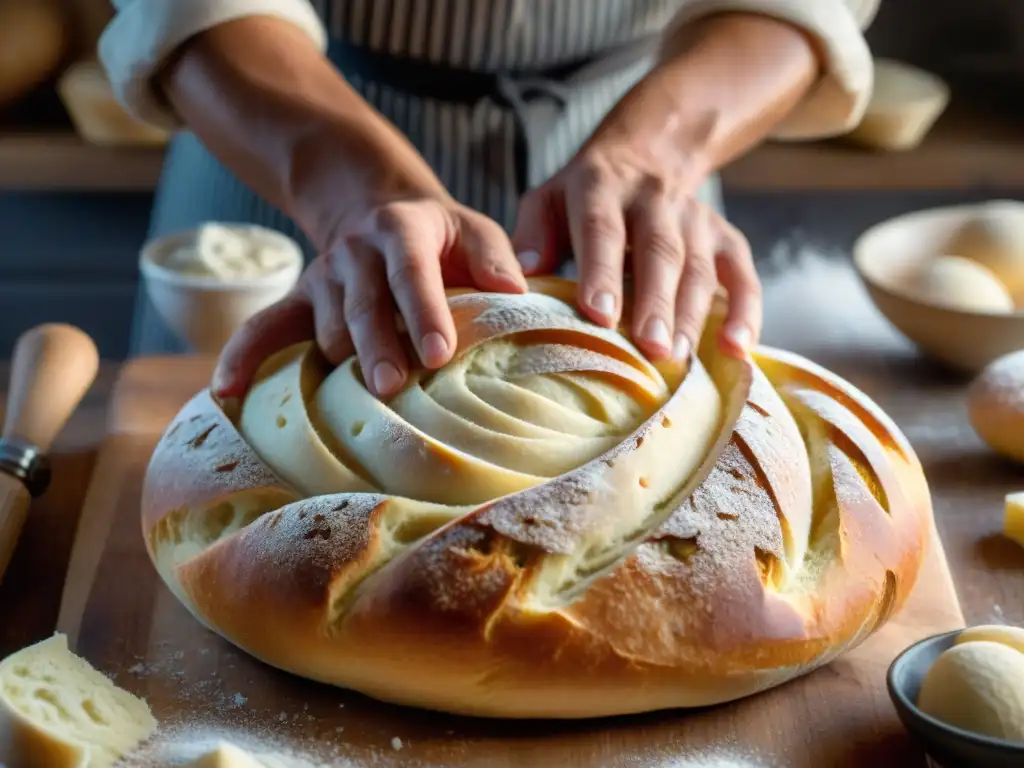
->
0;324;99;586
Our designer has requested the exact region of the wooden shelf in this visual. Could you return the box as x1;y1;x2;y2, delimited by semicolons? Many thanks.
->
0;132;165;192
723;100;1024;191
0;101;1021;194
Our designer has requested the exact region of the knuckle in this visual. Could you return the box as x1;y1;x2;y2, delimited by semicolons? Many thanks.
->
466;213;507;249
386;255;429;291
372;203;408;233
640;229;683;269
683;250;717;287
316;330;350;365
638;174;669;199
343;289;378;324
581;259;621;289
641;291;676;322
582;208;625;243
673;310;705;341
574;155;609;187
722;228;753;258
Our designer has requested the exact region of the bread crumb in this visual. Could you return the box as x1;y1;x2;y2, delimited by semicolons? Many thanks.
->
391;737;403;751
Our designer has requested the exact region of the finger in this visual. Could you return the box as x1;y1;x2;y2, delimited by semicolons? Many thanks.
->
305;264;354;365
673;203;719;362
212;292;314;399
338;240;410;398
566;165;627;326
713;220;762;357
373;210;457;369
627;193;684;360
511;186;562;276
458;211;528;292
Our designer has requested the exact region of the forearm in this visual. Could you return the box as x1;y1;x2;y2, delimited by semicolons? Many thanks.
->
589;12;819;184
160;17;445;247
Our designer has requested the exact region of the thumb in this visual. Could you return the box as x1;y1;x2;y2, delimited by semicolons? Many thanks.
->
212;293;315;399
512;187;561;275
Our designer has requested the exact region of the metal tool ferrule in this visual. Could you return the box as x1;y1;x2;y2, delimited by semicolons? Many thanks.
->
0;437;51;497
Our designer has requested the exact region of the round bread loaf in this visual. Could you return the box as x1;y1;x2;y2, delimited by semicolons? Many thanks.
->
141;277;930;718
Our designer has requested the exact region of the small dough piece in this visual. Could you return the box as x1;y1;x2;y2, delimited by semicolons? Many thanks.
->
917;640;1024;741
0;634;157;768
968;351;1024;463
1004;494;1024;549
947;201;1024;300
902;254;1013;313
958;624;1024;653
185;742;265;767
845;59;949;152
185;742;321;768
57;61;170;148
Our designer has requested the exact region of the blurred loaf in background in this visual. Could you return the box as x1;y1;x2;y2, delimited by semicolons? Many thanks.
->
0;0;169;147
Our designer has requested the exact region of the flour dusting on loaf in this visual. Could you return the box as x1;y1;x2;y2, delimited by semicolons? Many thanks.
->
141;277;931;719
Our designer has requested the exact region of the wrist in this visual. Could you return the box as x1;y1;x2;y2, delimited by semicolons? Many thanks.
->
285;110;448;248
583;69;714;193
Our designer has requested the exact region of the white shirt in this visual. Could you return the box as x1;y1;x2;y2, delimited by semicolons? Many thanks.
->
99;0;880;230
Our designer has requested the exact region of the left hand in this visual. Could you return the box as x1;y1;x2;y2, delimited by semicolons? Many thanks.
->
511;135;761;364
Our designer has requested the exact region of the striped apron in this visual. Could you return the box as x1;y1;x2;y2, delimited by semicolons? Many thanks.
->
132;0;725;355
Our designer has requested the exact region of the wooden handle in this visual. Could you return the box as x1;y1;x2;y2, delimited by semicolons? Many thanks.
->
2;324;99;451
0;473;29;586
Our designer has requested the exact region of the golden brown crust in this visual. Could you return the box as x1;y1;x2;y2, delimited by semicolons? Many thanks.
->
141;278;930;718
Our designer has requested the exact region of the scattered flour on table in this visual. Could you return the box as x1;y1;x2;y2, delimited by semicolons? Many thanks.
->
117;720;412;768
629;738;773;768
641;755;769;767
758;236;911;356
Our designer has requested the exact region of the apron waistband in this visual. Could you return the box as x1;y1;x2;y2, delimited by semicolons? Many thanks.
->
326;35;661;108
326;35;660;194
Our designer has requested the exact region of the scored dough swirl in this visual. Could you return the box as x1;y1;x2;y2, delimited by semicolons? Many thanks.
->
141;277;931;719
239;289;690;506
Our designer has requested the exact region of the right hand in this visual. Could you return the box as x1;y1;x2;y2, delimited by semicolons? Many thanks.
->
212;192;528;401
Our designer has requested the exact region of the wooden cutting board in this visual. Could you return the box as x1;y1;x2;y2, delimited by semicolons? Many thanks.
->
56;355;963;768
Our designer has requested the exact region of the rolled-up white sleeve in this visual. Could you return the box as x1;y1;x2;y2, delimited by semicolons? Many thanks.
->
98;0;328;130
666;0;882;140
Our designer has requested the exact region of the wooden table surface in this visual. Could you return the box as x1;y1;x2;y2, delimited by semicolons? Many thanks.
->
0;362;119;659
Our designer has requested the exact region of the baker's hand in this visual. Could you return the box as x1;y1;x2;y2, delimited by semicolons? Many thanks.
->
512;139;761;363
213;194;527;400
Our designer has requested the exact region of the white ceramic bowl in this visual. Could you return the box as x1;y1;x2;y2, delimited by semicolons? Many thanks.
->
139;224;303;355
853;201;1024;373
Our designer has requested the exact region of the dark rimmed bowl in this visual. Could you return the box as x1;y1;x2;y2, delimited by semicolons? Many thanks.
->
887;629;1024;767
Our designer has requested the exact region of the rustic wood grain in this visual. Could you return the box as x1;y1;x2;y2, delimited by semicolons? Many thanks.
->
0;361;117;658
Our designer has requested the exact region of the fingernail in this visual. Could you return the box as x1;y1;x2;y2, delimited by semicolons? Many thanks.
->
500;266;529;291
372;361;403;395
211;370;238;400
642;317;671;350
726;325;752;351
672;334;692;361
517;250;541;273
590;291;616;319
420;331;449;367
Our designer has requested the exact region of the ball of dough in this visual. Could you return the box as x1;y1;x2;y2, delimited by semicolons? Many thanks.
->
968;351;1024;463
957;624;1024;653
917;640;1024;741
948;201;1024;299
902;254;1013;313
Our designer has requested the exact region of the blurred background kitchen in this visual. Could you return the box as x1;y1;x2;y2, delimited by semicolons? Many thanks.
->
0;0;1021;359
